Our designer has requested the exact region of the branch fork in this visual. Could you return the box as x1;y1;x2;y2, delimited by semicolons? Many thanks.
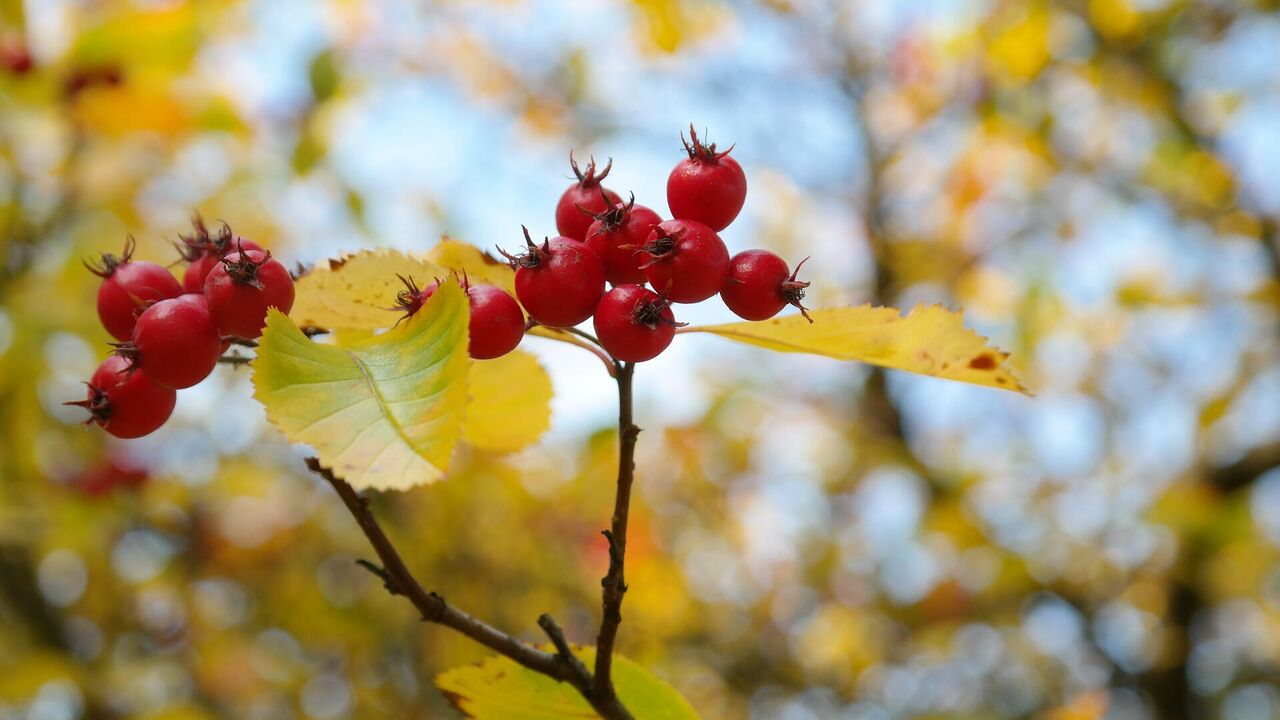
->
305;357;642;719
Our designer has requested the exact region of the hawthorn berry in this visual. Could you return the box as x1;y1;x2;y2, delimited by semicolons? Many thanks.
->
116;293;222;389
395;275;525;360
666;125;747;232
556;153;621;241
66;355;176;439
500;228;605;328
584;193;662;286
177;217;264;293
639;219;729;304
721;250;812;322
203;247;296;339
593;285;682;362
89;237;184;341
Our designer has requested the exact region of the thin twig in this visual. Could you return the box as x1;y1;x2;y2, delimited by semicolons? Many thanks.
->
538;614;594;688
592;361;639;718
303;458;575;682
218;354;253;366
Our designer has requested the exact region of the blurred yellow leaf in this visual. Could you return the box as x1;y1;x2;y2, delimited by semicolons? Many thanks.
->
253;285;470;491
71;85;189;137
463;349;552;453
437;647;701;719
986;3;1051;84
290;250;444;332
682;305;1028;393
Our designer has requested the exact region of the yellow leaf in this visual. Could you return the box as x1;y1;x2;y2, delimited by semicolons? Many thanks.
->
437;647;701;719
290;250;444;332
681;305;1028;393
424;237;516;294
986;3;1050;84
253;284;470;491
463;350;552;453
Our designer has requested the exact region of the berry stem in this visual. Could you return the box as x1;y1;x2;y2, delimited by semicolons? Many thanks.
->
528;323;618;377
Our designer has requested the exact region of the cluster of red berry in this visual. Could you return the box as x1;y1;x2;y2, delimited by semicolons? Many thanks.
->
68;219;296;439
407;125;811;364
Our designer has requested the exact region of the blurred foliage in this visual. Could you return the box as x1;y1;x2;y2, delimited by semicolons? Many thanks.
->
2;1;1280;720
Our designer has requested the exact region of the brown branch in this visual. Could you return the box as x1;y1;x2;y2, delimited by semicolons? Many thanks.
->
591;361;638;719
304;458;578;683
306;457;637;719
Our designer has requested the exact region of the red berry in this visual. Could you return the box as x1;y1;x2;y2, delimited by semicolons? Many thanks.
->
203;249;296;339
65;355;176;439
116;294;222;389
639;219;729;304
593;285;682;362
555;153;621;241
721;250;813;322
583;194;662;286
88;237;183;341
500;229;606;328
666;125;747;232
395;276;525;360
176;217;264;293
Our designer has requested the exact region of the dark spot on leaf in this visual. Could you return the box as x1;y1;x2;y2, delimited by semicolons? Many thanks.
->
996;377;1007;384
328;257;348;270
968;354;997;370
438;689;473;717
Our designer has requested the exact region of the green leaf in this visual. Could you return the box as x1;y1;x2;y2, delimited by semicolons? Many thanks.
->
253;283;470;491
681;304;1028;393
437;647;701;719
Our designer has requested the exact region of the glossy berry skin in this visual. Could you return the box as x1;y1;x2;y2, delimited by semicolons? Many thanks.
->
585;200;662;285
640;219;729;304
506;233;606;328
93;247;184;341
124;294;222;389
203;250;295;339
666;126;747;232
415;281;525;360
593;285;677;362
182;238;263;293
72;355;176;439
555;154;621;241
721;249;813;321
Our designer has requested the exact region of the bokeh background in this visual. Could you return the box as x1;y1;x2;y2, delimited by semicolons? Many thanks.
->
3;0;1280;718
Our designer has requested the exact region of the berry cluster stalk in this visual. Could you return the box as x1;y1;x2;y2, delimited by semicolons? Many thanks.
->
305;343;638;720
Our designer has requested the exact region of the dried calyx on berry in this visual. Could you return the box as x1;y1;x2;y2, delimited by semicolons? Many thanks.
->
65;383;112;425
175;214;235;262
83;236;138;278
218;241;273;289
681;124;734;164
580;191;636;234
639;225;682;266
782;257;813;322
498;226;553;269
631;294;687;330
569;151;613;190
389;272;467;319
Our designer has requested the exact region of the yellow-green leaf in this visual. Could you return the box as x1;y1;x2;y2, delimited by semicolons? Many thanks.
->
253;283;470;491
682;305;1027;393
291;250;444;332
437;647;700;719
463;350;552;453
